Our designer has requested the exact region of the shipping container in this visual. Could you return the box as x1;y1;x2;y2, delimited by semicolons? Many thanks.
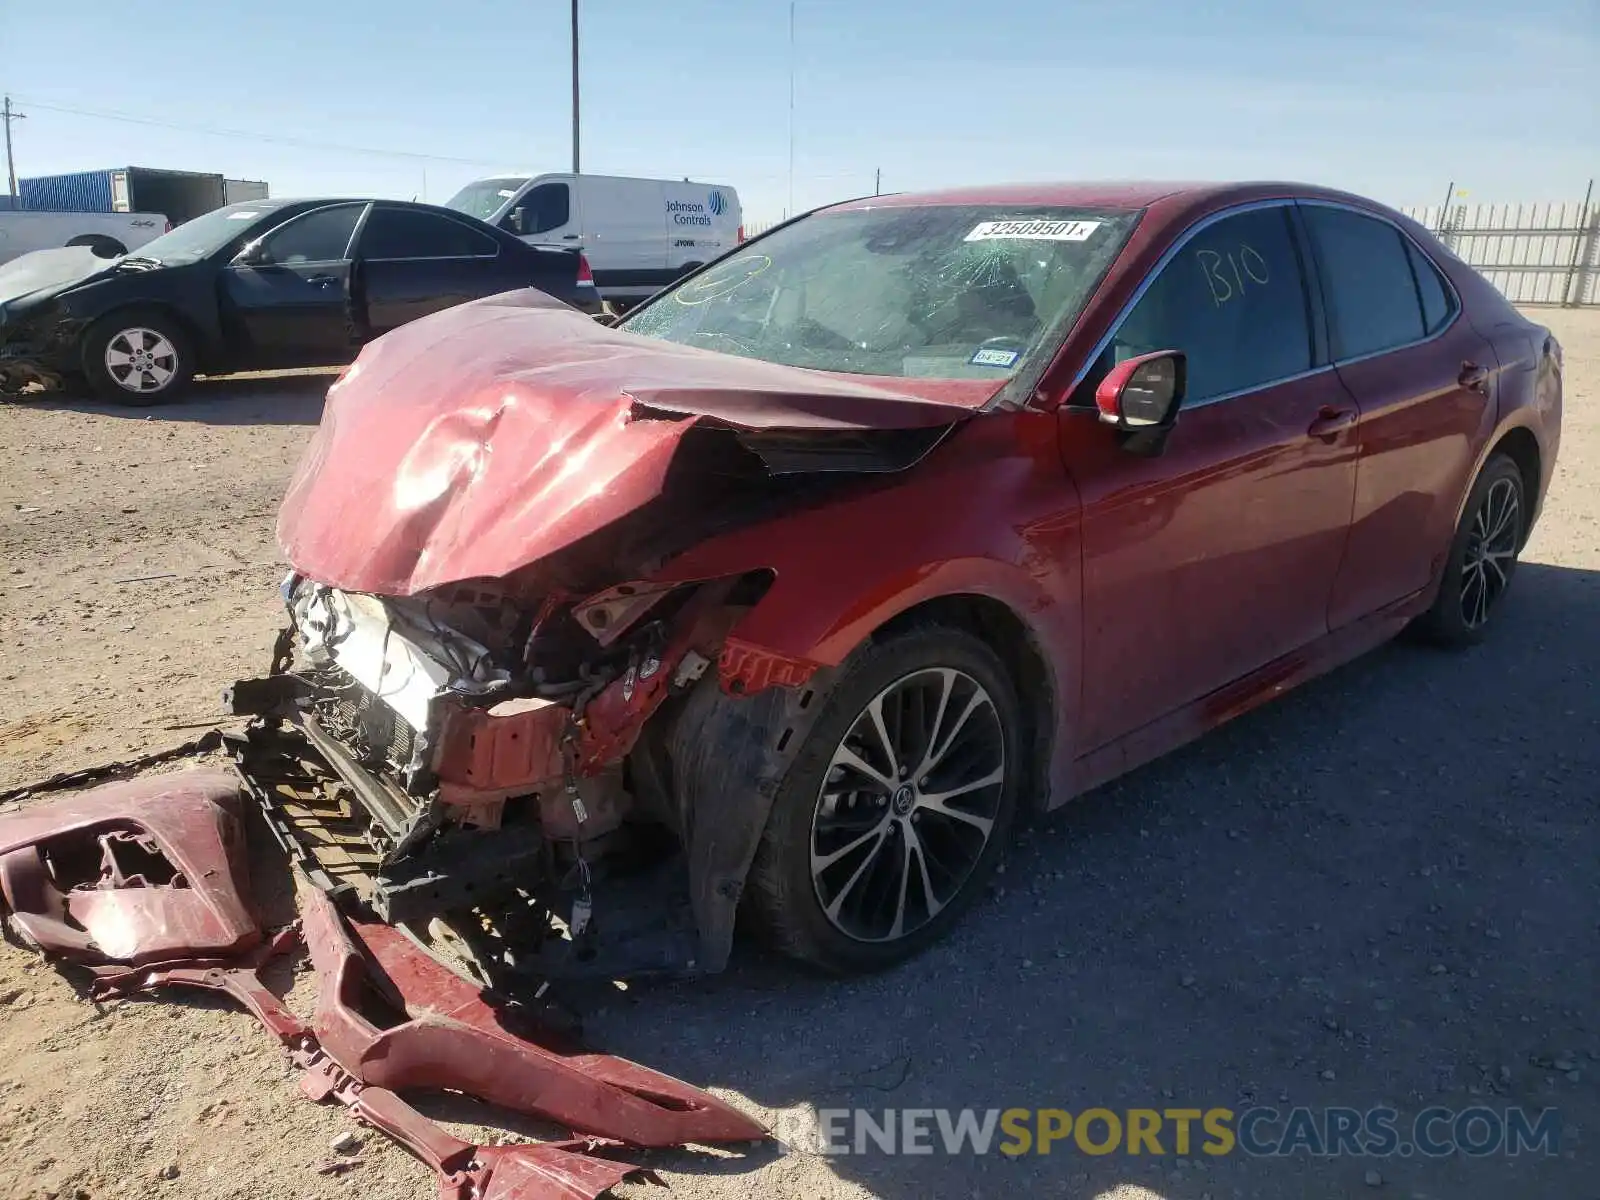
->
18;167;269;224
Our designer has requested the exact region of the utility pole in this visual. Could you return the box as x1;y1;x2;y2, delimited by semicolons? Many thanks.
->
787;1;795;218
875;168;881;196
2;96;23;205
570;0;581;174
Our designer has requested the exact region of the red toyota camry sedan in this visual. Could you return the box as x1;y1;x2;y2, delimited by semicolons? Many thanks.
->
239;181;1562;982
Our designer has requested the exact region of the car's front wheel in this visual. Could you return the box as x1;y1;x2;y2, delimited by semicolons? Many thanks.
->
747;625;1022;973
1414;453;1527;645
81;309;195;404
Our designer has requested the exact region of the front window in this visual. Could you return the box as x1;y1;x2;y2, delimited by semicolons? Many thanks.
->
507;183;570;236
622;205;1139;379
444;177;531;222
121;202;286;266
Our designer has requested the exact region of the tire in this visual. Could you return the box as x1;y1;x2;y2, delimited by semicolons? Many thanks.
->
66;234;127;259
746;625;1022;973
1412;454;1527;646
81;309;195;405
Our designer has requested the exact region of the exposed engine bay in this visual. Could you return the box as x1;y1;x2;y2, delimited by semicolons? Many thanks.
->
228;565;822;986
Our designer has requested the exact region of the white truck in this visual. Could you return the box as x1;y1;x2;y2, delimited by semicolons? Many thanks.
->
445;173;743;311
0;210;170;267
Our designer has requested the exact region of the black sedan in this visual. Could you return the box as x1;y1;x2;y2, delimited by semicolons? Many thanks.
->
0;198;602;403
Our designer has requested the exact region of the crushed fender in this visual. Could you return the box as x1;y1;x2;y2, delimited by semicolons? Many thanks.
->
0;768;767;1200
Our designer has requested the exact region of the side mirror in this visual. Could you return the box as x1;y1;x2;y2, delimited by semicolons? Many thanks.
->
1094;350;1186;455
232;240;269;267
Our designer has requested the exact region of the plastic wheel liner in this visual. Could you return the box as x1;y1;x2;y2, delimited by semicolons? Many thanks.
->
0;769;766;1200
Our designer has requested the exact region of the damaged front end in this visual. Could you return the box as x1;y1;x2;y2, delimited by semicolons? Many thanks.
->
231;565;792;984
219;293;986;987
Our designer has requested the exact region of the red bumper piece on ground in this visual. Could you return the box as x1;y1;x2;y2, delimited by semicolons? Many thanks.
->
0;771;259;964
4;769;766;1199
301;886;765;1147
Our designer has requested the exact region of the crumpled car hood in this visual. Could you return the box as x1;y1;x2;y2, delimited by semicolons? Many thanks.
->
0;246;117;312
278;290;999;596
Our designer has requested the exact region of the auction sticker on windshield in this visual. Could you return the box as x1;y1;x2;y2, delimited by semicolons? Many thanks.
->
965;219;1101;242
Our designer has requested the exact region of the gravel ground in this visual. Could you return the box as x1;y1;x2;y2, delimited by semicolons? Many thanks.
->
0;312;1595;1200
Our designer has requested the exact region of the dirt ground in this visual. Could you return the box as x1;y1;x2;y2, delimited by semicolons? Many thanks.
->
1;312;1596;1200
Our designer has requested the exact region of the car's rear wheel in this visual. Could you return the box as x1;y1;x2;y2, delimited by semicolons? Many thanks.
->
81;309;195;405
1414;453;1526;645
747;625;1021;973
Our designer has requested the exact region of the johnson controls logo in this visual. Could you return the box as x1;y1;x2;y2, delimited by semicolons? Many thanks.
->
666;193;725;227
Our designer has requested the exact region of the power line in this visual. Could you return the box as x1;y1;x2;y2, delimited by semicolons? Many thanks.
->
13;96;511;168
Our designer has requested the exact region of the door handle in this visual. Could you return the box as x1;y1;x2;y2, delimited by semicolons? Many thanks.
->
1307;405;1357;439
307;274;339;288
1458;361;1491;394
561;234;581;240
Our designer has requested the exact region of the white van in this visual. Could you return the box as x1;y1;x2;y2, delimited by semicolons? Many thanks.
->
445;174;742;309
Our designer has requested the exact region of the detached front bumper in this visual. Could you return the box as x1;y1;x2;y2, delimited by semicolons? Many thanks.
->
0;768;767;1200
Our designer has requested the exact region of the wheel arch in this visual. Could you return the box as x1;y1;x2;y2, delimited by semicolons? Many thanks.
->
1486;424;1542;548
82;302;218;374
867;592;1057;817
65;233;127;257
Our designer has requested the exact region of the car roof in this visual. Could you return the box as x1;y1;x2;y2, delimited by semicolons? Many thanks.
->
233;197;509;232
825;180;1393;215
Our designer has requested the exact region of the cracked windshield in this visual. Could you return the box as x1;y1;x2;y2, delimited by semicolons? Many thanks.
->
624;206;1137;378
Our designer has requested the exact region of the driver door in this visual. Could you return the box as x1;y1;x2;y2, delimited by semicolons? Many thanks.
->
1062;203;1362;751
220;203;368;367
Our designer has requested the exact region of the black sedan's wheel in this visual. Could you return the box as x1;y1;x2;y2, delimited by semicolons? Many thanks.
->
748;626;1021;973
81;309;195;404
1414;454;1526;645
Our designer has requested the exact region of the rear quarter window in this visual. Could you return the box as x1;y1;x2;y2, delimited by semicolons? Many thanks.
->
1405;239;1456;334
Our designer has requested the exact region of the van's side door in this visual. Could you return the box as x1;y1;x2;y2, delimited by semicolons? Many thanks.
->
582;180;669;285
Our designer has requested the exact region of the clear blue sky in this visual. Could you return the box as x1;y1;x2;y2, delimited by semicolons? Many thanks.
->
2;0;1595;221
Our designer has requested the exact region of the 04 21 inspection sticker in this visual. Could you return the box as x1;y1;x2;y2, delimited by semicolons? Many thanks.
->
965;219;1101;242
969;346;1021;368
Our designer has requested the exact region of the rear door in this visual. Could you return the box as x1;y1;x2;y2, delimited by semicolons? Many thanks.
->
355;206;506;338
1300;203;1499;627
219;203;366;366
1065;202;1362;750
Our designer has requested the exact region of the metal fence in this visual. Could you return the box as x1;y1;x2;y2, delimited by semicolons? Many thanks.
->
1401;182;1596;307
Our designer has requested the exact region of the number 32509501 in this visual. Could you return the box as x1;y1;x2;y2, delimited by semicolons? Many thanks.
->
1197;245;1269;307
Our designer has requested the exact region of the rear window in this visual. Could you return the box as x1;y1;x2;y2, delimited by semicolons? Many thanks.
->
622;205;1140;380
361;209;499;259
1304;206;1427;359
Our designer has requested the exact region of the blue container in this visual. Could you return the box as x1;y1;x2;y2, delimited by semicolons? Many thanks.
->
18;170;118;212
